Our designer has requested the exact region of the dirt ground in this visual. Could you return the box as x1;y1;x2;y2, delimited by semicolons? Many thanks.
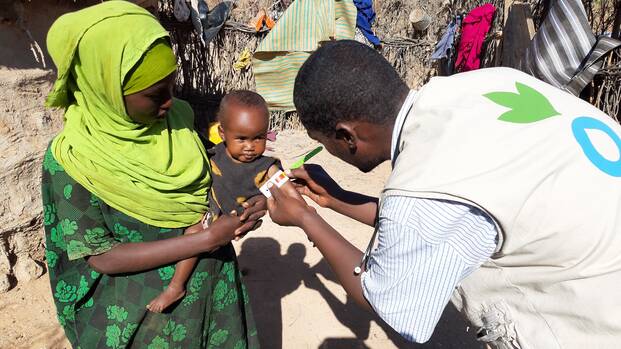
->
0;130;482;349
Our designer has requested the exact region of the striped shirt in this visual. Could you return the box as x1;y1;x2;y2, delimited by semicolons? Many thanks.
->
360;91;499;343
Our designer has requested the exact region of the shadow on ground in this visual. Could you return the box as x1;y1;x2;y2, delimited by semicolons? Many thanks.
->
237;237;484;349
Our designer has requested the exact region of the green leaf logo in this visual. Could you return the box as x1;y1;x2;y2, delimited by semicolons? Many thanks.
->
484;82;560;123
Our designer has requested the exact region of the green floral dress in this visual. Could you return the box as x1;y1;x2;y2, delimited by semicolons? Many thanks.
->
41;147;259;349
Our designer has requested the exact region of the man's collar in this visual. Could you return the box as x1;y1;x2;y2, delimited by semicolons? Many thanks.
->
391;90;417;165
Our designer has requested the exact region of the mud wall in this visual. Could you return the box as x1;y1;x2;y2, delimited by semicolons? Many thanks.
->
0;0;95;292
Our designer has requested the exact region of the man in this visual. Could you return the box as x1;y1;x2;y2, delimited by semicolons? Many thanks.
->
266;40;621;348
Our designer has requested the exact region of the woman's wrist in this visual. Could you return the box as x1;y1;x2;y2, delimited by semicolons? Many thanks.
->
196;226;223;252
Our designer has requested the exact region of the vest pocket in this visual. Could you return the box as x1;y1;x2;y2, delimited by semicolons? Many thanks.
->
475;300;522;349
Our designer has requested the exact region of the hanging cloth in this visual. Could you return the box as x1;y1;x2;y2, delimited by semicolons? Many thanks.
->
253;0;357;111
431;16;462;60
188;0;231;44
520;0;621;96
353;0;380;46
233;47;252;70
454;3;496;72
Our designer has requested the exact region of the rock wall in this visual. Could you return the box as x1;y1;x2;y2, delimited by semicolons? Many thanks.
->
0;69;63;292
0;0;154;293
0;0;86;292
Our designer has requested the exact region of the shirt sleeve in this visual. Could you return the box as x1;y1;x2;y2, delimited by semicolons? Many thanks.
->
360;196;498;343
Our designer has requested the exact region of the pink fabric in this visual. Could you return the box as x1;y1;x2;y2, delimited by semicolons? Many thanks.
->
267;130;278;142
455;3;496;72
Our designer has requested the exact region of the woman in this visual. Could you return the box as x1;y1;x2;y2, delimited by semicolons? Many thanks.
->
41;2;262;348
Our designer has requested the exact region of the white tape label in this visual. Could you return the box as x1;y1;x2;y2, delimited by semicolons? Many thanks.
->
259;170;289;198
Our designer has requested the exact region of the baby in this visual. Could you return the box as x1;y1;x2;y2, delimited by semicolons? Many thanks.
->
147;90;281;312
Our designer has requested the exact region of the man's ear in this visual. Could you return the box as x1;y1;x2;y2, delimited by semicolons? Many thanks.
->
335;121;358;153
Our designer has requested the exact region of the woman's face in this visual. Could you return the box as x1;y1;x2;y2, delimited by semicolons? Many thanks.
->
123;73;175;124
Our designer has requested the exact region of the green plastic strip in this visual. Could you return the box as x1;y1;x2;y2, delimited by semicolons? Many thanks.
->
290;146;323;169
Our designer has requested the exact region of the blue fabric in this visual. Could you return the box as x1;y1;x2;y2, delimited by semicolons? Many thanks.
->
354;0;380;46
431;17;461;60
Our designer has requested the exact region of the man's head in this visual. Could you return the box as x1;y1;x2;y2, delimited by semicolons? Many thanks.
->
217;90;270;163
294;40;409;172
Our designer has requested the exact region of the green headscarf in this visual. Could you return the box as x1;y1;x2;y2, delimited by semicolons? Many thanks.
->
123;39;177;96
46;1;211;228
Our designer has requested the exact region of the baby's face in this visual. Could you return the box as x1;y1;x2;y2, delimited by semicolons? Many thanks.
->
219;105;269;163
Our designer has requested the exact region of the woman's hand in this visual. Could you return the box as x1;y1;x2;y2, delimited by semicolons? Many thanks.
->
240;195;268;222
206;214;258;248
267;181;317;227
287;164;344;209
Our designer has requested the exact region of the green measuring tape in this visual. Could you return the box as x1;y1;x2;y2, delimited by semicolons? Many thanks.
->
290;146;323;169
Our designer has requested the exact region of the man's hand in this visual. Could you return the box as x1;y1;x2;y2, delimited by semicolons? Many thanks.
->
289;164;378;226
287;164;344;209
267;181;316;227
268;181;372;311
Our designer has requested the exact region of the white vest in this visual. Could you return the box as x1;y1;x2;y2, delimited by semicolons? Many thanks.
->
383;68;621;348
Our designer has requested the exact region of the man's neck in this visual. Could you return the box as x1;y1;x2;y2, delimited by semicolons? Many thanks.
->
380;119;396;161
384;90;411;161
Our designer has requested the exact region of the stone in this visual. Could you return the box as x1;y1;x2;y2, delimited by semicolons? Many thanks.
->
409;8;431;31
0;244;11;275
0;273;11;293
13;257;44;283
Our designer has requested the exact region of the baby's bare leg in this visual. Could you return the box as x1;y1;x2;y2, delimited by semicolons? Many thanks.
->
147;224;202;313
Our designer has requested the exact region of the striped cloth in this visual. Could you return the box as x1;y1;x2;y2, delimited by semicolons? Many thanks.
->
566;36;621;94
521;0;621;96
361;196;498;343
253;0;357;111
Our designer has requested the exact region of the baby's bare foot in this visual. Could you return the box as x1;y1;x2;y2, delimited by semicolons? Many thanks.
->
147;284;186;313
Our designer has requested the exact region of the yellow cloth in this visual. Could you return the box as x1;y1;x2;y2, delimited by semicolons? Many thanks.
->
208;122;223;144
123;39;177;95
253;0;357;111
233;48;252;71
46;1;211;228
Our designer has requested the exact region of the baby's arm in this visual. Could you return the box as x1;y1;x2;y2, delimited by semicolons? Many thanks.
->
267;163;298;197
267;163;281;177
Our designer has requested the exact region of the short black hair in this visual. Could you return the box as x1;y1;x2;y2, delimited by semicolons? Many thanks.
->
218;90;269;122
293;40;409;135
